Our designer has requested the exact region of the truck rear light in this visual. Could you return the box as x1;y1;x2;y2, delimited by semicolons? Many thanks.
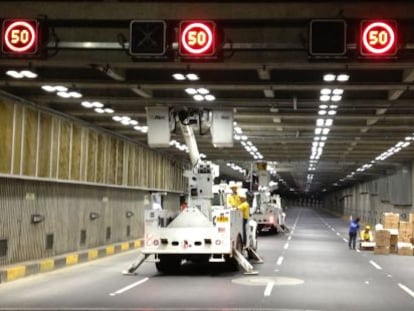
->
269;216;275;224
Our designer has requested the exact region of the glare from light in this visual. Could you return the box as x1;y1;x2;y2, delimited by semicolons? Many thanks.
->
185;88;197;95
331;95;342;102
337;74;349;82
94;108;105;114
205;94;215;101
197;88;209;95
323;74;336;82
172;73;186;80
318;110;327;115
320;88;331;95
328;110;337;115
320;95;330;102
186;73;199;81
333;88;344;95
193;94;204;101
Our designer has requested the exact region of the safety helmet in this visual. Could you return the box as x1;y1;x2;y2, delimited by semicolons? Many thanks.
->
365;225;371;230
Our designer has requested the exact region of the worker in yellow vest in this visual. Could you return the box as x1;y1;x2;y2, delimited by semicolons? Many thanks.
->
227;182;241;208
360;225;374;242
238;193;250;246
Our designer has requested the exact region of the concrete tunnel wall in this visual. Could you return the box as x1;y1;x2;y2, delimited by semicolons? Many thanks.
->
0;97;187;266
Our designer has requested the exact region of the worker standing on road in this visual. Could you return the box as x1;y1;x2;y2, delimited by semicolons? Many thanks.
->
238;193;250;247
227;181;241;208
360;225;373;242
348;216;360;250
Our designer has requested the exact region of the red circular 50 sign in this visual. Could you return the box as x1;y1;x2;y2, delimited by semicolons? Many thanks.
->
179;21;216;56
360;20;398;56
2;19;39;54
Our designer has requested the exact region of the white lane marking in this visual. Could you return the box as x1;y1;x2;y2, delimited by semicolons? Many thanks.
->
109;277;149;296
336;232;340;236
264;281;275;296
284;242;289;250
356;249;360;253
398;283;414;299
331;228;336;232
288;236;292;241
387;274;393;278
365;281;370;285
277;256;284;266
342;238;348;242
369;260;382;270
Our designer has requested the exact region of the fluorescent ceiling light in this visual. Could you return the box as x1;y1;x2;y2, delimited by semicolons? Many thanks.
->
185;88;197;95
320;136;327;141
316;119;324;126
329;104;338;109
81;101;94;108
6;70;23;78
241;135;248;141
247;141;253;146
328;110;337;115
121;116;131;121
104;108;114;114
41;85;55;92
92;101;103;108
193;94;204;101
134;126;142;131
318;110;327;115
322;128;330;135
172;73;185;80
319;104;328;109
405;136;412;141
21;70;37;78
234;135;241;140
94;108;105;114
320;88;331;95
402;142;410;148
333;88;344;95
320;95;330;102
205;94;215;101
325;119;333;126
315;128;322;135
121;119;130;125
264;89;275;98
314;136;320;141
113;116;122;121
234;127;243;134
57;91;71;98
130;120;138;126
331;95;342;102
323;74;336;82
55;86;68;92
186;73;199;81
197;88;209;95
337;74;349;82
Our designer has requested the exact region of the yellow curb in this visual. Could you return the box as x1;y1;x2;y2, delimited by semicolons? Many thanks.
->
106;245;115;255
88;249;98;260
134;239;141;248
40;259;54;272
7;266;26;281
66;254;79;265
121;242;129;251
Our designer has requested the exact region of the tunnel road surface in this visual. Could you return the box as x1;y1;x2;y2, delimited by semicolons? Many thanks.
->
1;207;414;311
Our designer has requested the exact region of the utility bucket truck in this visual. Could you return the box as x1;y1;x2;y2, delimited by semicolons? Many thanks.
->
124;109;263;275
250;162;287;233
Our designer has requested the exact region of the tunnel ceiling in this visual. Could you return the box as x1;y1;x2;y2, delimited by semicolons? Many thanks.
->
1;1;414;195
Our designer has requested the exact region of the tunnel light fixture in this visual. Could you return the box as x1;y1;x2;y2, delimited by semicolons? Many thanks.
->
325;119;333;126
172;72;199;81
205;94;216;101
193;94;204;101
333;88;344;95
318;110;327;115
323;74;336;82
320;88;331;95
319;104;328;109
94;108;105;114
197;88;209;95
328;110;337;115
336;74;349;82
316;118;324;126
186;73;199;81
320;95;330;102
185;88;197;95
331;95;342;102
6;69;38;79
172;73;186;80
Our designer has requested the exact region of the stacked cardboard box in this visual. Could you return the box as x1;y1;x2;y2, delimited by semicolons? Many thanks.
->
397;242;413;256
382;212;399;229
374;229;391;255
390;234;398;253
409;213;414;244
399;221;413;243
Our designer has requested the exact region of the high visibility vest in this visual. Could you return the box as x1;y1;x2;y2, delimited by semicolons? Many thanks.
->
227;194;241;208
238;201;250;220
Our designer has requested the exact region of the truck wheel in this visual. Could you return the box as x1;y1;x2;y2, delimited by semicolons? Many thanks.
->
155;255;181;274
